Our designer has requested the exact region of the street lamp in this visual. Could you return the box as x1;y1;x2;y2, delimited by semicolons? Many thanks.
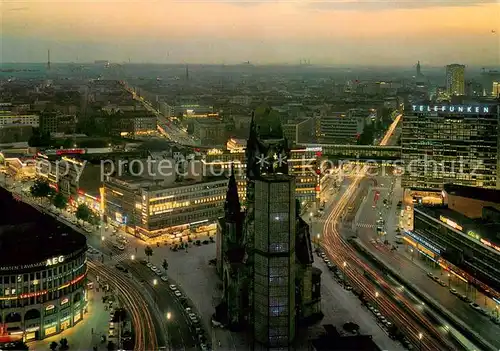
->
130;254;135;261
342;261;347;287
166;312;171;320
418;332;423;350
447;273;451;287
101;235;105;241
153;279;158;286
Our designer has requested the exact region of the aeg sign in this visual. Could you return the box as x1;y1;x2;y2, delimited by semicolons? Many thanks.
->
46;256;65;267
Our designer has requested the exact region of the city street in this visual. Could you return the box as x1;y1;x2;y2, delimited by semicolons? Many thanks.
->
318;115;464;351
313;260;405;351
130;90;200;146
352;175;500;349
125;262;198;350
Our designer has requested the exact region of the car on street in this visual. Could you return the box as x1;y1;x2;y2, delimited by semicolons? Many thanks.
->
174;290;182;297
161;276;168;282
470;302;483;312
438;280;447;287
146;262;152;268
459;294;472;303
169;284;177;291
115;264;128;273
449;288;458;295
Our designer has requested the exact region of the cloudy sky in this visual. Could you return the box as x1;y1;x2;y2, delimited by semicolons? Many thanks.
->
2;0;499;65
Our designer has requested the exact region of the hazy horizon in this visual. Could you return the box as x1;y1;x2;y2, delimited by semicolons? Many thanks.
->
2;0;499;66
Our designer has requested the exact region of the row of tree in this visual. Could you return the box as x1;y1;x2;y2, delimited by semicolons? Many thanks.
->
29;179;98;224
143;245;169;271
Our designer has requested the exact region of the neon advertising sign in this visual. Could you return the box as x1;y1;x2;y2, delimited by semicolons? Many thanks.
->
412;105;491;114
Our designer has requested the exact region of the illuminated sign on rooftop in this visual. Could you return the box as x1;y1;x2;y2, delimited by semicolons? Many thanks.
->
412;105;491;114
439;216;463;231
403;230;441;254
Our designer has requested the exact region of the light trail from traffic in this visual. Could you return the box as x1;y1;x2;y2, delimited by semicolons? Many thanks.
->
88;261;158;351
321;113;459;351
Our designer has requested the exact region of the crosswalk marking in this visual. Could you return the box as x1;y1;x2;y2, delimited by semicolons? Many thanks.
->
356;223;376;228
87;247;133;263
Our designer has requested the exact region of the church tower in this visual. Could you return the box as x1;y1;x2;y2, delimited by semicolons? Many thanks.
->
223;164;242;249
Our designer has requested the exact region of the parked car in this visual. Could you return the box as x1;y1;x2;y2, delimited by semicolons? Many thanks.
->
470;302;482;312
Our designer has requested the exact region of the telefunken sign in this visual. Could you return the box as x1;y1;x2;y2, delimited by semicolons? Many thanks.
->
412;105;491;114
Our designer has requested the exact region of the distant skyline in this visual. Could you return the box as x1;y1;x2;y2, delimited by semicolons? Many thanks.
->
2;0;499;66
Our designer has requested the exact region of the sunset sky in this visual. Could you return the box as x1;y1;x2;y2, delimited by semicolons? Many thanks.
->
2;0;499;65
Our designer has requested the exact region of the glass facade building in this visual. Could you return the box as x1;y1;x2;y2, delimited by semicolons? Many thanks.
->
253;175;296;347
402;104;500;190
410;206;500;298
104;176;227;241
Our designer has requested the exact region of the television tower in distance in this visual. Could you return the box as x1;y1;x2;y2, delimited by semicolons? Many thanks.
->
185;64;189;81
47;49;51;70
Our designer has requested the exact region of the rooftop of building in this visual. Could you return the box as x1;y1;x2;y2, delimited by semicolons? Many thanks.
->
0;187;87;267
257;173;294;183
108;174;228;191
193;118;224;125
415;205;500;247
444;183;500;204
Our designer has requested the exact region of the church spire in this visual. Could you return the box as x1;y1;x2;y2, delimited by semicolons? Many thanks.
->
248;111;257;140
224;163;241;220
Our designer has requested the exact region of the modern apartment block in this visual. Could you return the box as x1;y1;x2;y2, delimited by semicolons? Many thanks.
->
402;103;500;191
283;117;316;145
317;109;371;144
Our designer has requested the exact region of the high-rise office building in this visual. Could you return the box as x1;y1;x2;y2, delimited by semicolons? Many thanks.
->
493;82;500;98
253;175;296;347
446;64;466;96
402;103;500;191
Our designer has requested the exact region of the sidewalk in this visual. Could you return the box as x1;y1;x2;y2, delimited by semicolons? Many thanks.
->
398;246;498;316
29;280;111;351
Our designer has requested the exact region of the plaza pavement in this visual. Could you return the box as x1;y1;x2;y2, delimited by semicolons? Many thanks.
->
145;239;402;351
